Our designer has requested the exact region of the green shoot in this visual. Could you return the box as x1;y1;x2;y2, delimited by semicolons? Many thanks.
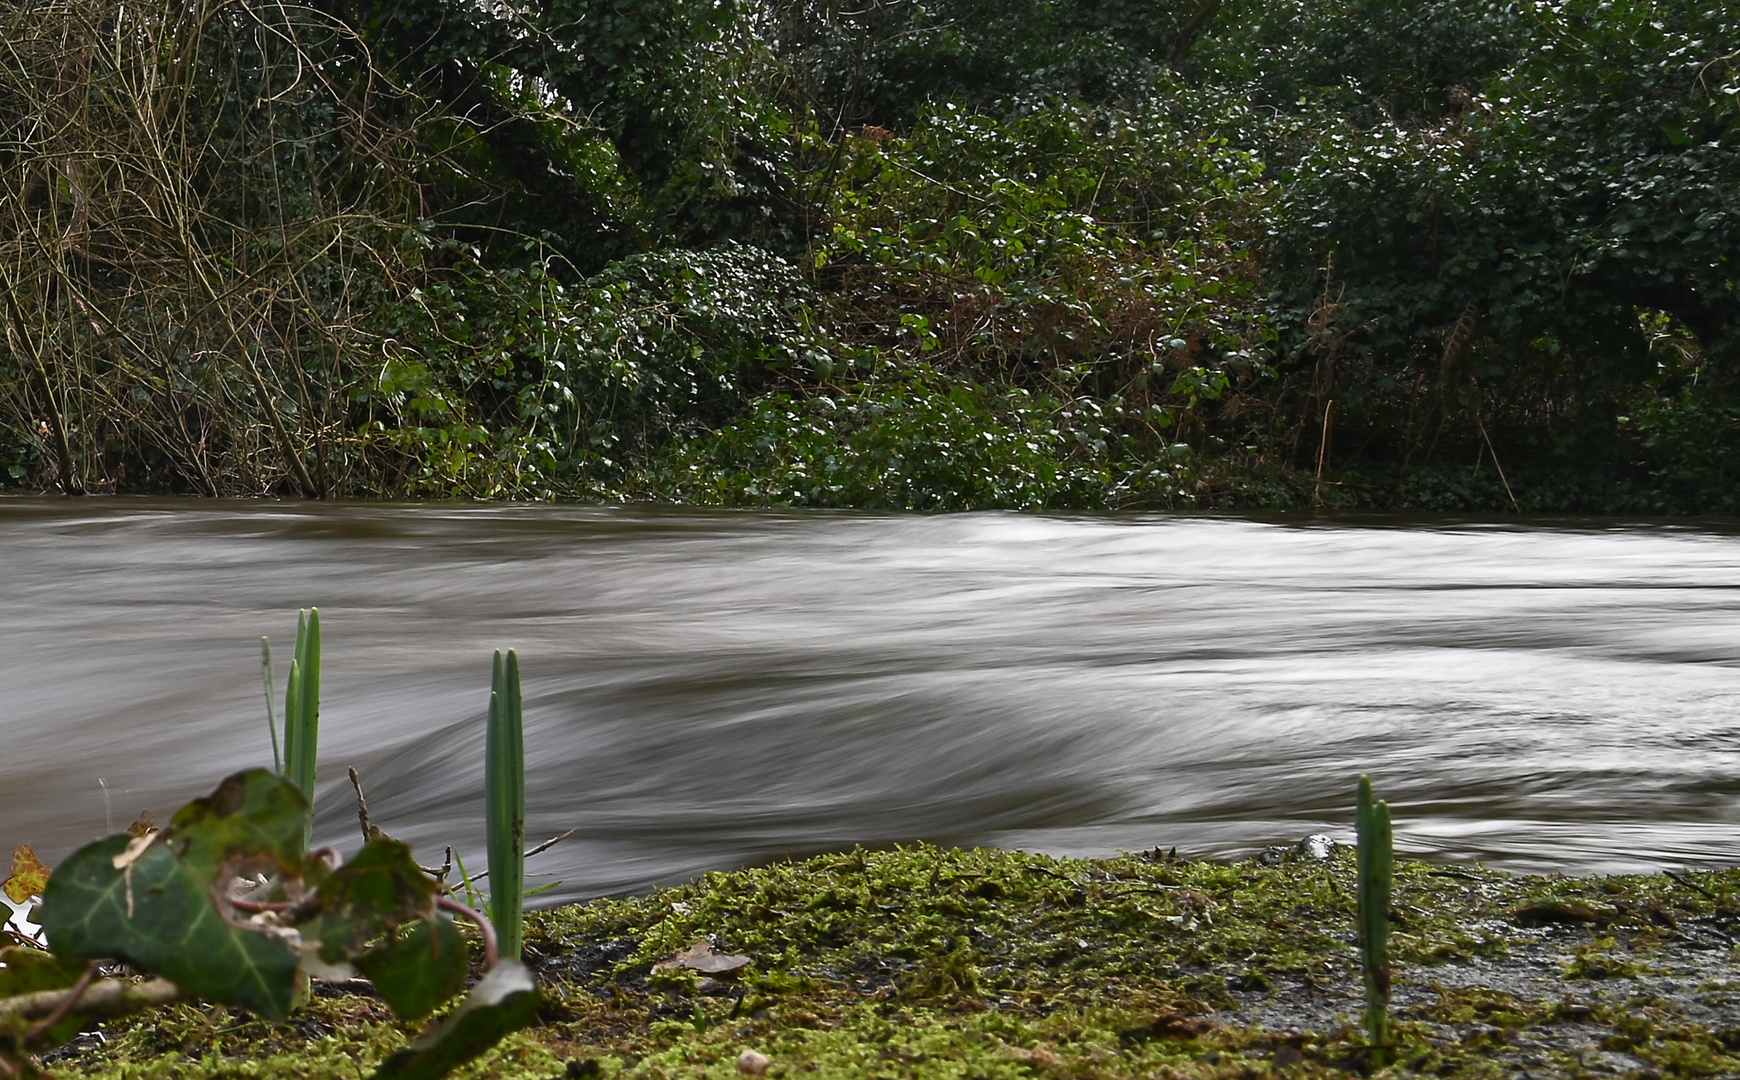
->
1356;774;1394;1068
283;608;322;850
486;649;526;961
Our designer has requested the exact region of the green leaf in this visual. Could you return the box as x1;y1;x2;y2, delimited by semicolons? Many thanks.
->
284;609;322;851
370;960;539;1080
0;946;85;997
0;946;88;1047
40;770;310;1020
168;769;308;879
298;838;468;1022
355;917;469;1022
303;838;440;965
42;834;301;1020
486;650;526;962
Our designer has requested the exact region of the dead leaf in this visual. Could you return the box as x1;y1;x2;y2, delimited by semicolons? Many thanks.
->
3;845;50;902
110;831;159;872
1153;1014;1209;1037
654;940;751;975
109;830;161;919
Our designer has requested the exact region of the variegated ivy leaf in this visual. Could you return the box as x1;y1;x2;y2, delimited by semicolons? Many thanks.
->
2;845;50;903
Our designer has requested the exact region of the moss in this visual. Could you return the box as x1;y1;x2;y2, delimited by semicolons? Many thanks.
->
42;847;1740;1079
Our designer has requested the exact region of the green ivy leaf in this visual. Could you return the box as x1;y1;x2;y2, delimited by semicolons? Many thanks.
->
0;946;89;1047
40;771;308;1020
370;960;539;1080
302;838;440;966
355;917;469;1022
167;768;308;880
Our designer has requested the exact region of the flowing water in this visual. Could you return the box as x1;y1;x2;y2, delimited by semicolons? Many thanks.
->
3;498;1739;904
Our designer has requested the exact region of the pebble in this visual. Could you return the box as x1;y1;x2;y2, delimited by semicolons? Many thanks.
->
736;1050;770;1076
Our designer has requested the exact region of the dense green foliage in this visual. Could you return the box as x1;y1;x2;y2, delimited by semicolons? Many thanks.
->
2;0;1735;510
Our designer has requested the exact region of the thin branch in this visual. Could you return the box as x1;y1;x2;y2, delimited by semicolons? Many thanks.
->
22;961;100;1044
463;829;576;883
418;846;453;885
347;766;375;846
1476;418;1520;512
0;977;187;1024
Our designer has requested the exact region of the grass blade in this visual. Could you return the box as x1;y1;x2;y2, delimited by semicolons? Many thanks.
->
261;637;281;774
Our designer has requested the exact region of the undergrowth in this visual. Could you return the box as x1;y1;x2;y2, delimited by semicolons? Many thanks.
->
6;0;1733;511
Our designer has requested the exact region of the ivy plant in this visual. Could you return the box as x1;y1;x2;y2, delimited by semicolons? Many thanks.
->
0;770;537;1079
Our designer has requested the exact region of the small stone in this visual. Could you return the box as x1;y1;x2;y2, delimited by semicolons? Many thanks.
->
736;1050;770;1076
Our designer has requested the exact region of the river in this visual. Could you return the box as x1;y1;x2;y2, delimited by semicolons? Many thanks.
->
3;499;1738;904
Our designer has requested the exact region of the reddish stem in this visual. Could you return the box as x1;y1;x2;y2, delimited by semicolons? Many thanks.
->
228;897;296;913
3;928;49;950
437;895;499;971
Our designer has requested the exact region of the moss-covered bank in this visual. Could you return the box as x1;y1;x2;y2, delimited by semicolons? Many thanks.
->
41;844;1740;1079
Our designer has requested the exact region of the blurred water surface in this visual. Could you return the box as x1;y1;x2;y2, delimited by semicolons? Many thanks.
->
3;499;1739;903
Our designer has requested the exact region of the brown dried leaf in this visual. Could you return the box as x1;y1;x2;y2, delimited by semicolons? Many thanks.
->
653;940;751;975
3;844;51;902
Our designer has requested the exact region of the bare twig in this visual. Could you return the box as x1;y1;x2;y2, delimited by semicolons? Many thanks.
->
347;766;375;846
419;846;454;885
525;829;578;860
463;829;576;883
1666;869;1718;900
1476;418;1520;512
0;977;187;1024
1313;400;1334;507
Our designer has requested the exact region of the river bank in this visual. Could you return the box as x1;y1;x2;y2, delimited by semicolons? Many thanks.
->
37;842;1740;1079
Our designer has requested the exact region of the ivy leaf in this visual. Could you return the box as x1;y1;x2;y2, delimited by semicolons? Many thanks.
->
301;838;440;966
40;771;309;1020
298;837;467;1021
355;917;469;1022
3;846;50;903
42;834;301;1019
370;960;540;1080
0;947;90;1049
167;769;307;880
